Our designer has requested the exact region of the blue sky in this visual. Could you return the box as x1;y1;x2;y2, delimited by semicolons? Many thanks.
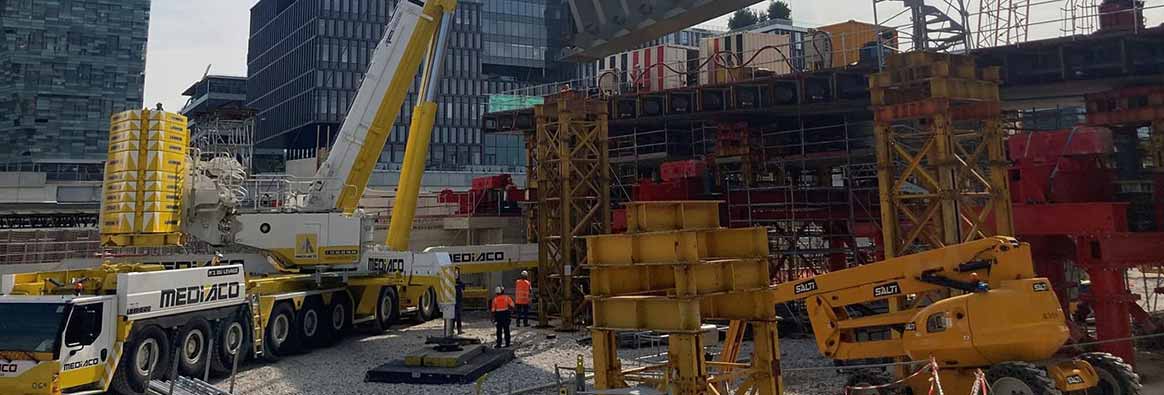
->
143;0;1164;111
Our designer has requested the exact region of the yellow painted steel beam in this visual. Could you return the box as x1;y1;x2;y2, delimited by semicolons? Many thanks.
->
667;334;709;395
592;329;626;390
624;200;722;232
588;258;770;297
585;227;769;266
591;296;703;332
749;321;782;395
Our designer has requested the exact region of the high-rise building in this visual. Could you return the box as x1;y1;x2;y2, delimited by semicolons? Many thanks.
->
247;0;537;174
0;0;150;166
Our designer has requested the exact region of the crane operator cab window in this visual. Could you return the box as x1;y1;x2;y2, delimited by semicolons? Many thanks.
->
926;312;952;333
0;302;69;357
64;303;103;349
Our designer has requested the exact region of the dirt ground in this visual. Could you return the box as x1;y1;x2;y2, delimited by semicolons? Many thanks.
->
1137;351;1164;392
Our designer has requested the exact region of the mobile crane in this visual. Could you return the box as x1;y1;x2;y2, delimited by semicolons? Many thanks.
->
0;0;535;394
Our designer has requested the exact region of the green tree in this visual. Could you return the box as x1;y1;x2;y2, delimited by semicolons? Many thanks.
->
727;8;762;30
767;0;791;20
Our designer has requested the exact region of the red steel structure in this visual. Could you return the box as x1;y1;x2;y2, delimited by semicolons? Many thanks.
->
1010;88;1164;364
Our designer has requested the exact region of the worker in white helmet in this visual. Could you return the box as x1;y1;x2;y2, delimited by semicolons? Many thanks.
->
514;270;533;327
490;285;515;348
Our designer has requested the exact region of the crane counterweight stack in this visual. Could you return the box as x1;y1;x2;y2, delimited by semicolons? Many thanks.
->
100;109;190;247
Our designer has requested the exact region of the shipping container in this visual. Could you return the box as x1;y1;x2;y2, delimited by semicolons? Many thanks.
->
596;44;698;94
699;32;792;85
815;20;899;66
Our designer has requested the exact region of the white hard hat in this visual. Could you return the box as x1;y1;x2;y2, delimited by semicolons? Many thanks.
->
521;270;529;277
495;286;504;294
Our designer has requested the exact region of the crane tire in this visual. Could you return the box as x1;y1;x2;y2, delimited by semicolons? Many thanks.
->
210;313;250;376
261;302;299;361
986;362;1062;395
111;325;171;395
372;286;399;332
1078;352;1142;395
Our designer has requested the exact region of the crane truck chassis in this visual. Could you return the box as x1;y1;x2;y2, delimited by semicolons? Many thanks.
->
0;241;523;395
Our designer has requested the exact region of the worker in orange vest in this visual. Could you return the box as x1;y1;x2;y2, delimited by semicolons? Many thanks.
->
515;271;532;327
490;286;515;348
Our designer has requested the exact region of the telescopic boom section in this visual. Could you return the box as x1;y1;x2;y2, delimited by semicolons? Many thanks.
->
311;0;458;236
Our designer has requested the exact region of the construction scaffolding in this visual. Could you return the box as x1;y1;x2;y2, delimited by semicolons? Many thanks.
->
533;92;611;330
872;51;1013;258
190;116;256;171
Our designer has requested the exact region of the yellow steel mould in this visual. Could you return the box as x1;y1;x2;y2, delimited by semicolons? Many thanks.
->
624;200;722;232
591;291;777;332
699;290;779;322
886;51;976;70
585;227;769;265
590;295;704;332
871;77;1000;106
588;258;770;297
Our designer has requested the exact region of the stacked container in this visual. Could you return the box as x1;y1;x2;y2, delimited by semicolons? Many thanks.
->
99;109;189;246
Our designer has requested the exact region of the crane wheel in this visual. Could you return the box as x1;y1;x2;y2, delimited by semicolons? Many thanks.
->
418;287;438;322
372;286;400;332
986;362;1062;395
111;325;171;395
210;313;250;377
844;369;896;395
297;298;328;349
324;293;353;345
176;318;213;378
262;302;300;361
1077;352;1142;395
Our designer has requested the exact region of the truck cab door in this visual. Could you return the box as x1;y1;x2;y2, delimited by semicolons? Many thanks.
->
58;297;117;390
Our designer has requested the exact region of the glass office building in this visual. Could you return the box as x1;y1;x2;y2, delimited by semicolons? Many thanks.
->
0;0;150;165
248;0;550;173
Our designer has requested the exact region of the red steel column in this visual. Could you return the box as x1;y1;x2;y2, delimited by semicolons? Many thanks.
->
1082;265;1136;364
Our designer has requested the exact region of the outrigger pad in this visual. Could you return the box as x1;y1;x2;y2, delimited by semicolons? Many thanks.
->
365;346;514;384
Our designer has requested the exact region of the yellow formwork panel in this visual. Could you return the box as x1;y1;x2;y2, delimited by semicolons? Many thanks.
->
588;258;770;297
139;179;182;193
590;295;703;332
871;77;1000;106
624;200;721;233
107;140;140;154
585;227;768;265
141;200;181;212
143;170;183;183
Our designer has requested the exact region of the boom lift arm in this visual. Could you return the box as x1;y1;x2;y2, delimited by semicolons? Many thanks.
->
308;0;458;252
766;236;1067;363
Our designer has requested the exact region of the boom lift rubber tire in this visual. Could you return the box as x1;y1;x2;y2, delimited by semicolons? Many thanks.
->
111;325;171;395
1078;352;1142;395
986;362;1062;395
372;286;400;332
298;298;328;348
844;369;897;395
419;287;438;322
176;318;213;378
325;293;353;344
210;313;250;376
262;302;300;361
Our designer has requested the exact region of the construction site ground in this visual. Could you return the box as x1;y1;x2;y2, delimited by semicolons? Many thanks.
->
209;311;1164;395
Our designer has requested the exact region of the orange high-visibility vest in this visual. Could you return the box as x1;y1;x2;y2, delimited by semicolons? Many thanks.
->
491;294;514;312
515;279;532;305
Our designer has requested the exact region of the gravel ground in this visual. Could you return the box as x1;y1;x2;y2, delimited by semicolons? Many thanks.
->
210;312;844;395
